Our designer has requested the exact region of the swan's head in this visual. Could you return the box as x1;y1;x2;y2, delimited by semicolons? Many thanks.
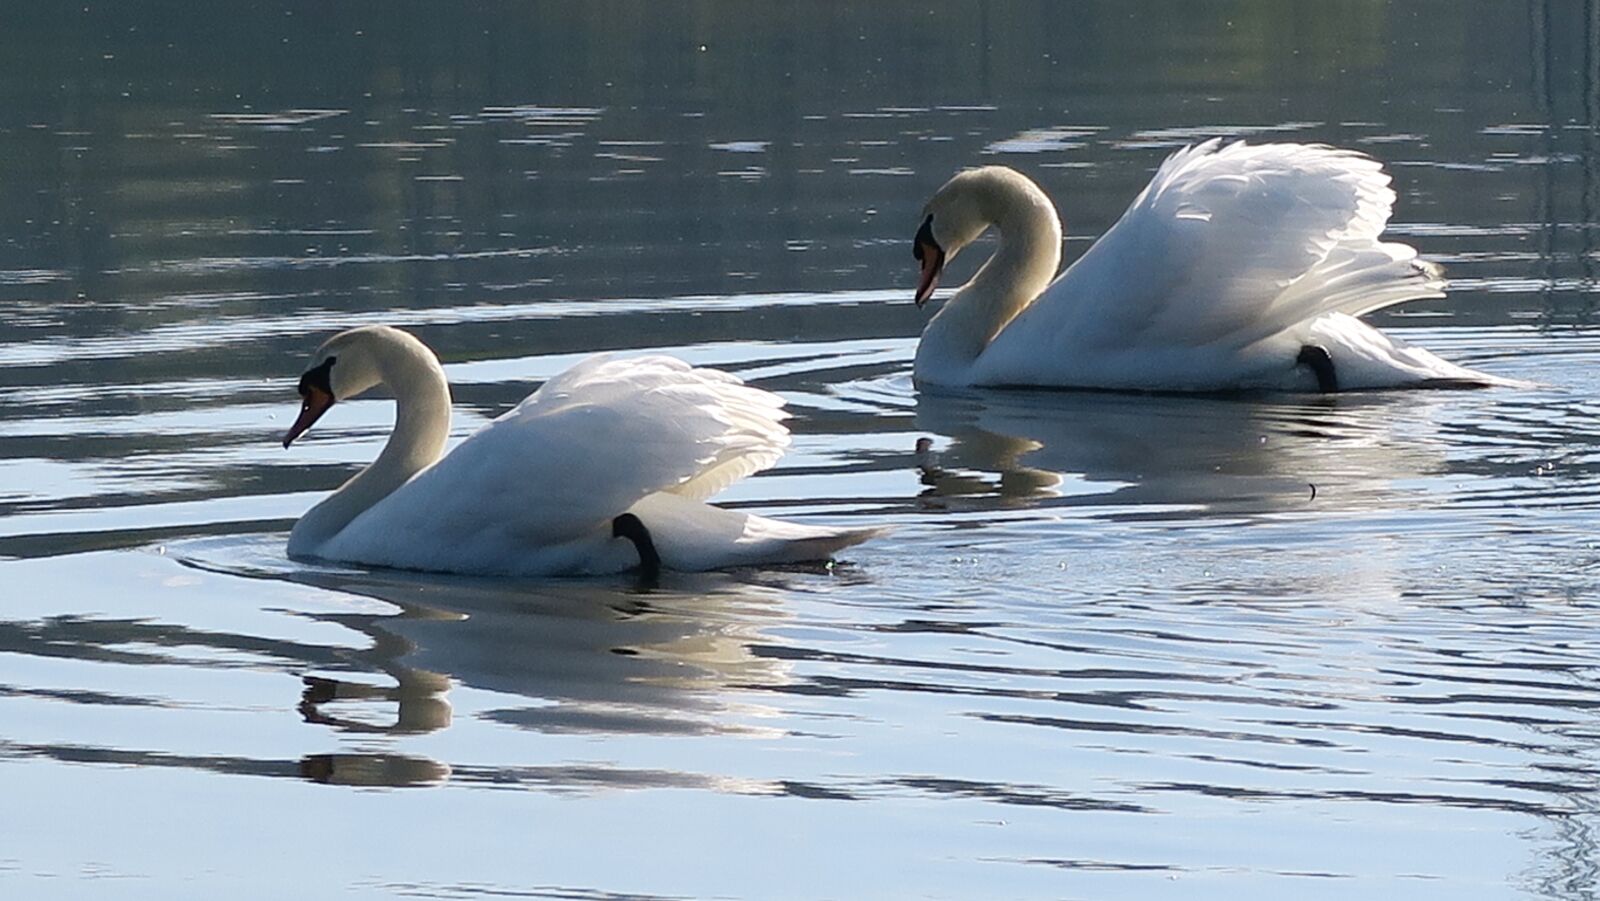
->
282;326;400;448
915;167;1049;308
913;166;1028;307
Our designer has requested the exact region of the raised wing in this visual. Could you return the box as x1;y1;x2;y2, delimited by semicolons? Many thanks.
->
1001;139;1435;353
341;354;791;551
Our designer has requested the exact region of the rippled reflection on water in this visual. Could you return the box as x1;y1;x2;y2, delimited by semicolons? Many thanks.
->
7;2;1600;899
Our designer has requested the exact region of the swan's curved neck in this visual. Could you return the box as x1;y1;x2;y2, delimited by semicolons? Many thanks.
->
288;341;451;554
915;176;1062;384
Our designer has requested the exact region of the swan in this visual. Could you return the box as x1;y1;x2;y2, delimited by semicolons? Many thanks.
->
910;139;1512;392
281;325;879;577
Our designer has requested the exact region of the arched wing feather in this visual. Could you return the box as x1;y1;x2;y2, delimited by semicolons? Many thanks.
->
996;140;1438;356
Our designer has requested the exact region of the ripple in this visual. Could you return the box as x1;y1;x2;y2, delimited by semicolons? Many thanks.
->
0;289;900;367
0;268;70;285
477;105;605;125
984;126;1100;154
1111;121;1323;149
708;140;768;153
207;109;348;127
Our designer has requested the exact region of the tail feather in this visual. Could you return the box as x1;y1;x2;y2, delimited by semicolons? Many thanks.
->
735;517;886;565
626;492;882;571
1244;240;1443;348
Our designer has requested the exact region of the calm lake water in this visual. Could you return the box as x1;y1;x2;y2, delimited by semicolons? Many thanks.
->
6;3;1600;898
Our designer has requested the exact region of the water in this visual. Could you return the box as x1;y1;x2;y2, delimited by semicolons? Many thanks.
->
5;2;1600;898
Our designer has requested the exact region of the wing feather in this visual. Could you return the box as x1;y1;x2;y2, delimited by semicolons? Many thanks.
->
333;354;791;554
993;139;1438;360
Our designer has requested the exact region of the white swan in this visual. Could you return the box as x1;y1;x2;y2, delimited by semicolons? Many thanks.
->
281;326;879;577
910;139;1511;392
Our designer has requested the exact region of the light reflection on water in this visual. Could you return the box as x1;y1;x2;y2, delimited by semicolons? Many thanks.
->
6;1;1600;898
8;325;1600;898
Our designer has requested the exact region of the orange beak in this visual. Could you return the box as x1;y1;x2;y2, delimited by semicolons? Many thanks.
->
283;386;334;449
912;215;944;308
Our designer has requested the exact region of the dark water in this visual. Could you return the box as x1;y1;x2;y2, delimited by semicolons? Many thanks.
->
5;3;1600;899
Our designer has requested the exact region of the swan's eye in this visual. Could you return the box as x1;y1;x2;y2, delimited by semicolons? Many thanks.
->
298;356;337;399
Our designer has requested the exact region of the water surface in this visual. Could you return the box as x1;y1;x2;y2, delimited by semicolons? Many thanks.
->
5;3;1600;899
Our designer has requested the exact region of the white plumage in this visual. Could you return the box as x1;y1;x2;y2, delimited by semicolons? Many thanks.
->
283;326;878;576
911;139;1512;392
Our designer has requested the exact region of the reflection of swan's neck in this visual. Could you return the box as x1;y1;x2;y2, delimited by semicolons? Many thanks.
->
915;174;1062;384
289;340;451;554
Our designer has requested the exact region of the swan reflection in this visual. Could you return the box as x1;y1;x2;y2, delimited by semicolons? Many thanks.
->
912;433;1063;507
298;671;453;736
908;386;1453;518
178;540;802;788
298;752;451;788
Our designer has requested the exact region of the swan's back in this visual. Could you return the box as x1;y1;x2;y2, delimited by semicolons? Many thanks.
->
975;140;1461;390
505;354;792;501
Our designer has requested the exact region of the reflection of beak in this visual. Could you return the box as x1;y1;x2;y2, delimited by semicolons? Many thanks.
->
912;216;945;308
283;386;334;449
